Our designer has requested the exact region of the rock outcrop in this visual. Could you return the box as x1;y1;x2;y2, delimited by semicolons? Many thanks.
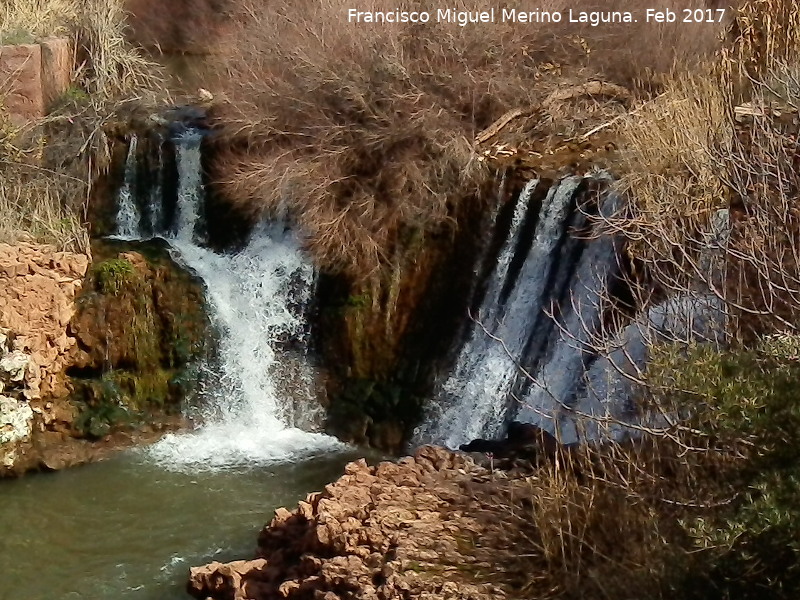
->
0;242;88;473
189;446;531;600
0;239;208;475
0;39;72;126
67;239;212;440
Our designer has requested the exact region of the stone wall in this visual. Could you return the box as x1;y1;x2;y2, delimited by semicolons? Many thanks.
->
0;38;72;126
0;242;88;473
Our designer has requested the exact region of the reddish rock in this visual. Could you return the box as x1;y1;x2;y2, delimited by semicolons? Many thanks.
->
0;242;88;475
0;39;72;126
0;44;43;126
188;447;512;600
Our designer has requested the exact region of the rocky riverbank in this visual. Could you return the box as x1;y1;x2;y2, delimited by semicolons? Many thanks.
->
188;446;541;600
0;240;209;476
0;242;88;473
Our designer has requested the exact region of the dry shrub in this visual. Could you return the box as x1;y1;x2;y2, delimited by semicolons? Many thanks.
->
209;0;731;278
478;437;734;599
1;0;159;250
620;0;800;336
124;0;233;54
617;67;732;282
724;0;800;79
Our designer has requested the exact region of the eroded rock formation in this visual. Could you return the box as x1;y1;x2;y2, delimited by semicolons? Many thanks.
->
189;446;532;600
0;242;88;473
0;239;211;475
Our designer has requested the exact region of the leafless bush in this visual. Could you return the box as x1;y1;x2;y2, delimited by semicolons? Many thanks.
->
208;0;730;278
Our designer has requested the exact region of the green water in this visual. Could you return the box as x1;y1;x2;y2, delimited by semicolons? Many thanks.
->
0;449;365;600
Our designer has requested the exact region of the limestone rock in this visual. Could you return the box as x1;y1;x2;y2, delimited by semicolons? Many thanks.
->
189;447;511;600
0;395;34;469
0;242;88;473
0;351;29;382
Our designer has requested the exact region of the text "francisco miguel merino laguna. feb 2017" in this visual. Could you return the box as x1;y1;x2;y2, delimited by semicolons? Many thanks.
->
346;7;728;26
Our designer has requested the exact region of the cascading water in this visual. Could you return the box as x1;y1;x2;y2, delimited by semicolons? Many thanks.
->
515;189;622;442
416;174;728;449
113;128;341;471
412;174;657;448
413;177;586;448
115;135;142;239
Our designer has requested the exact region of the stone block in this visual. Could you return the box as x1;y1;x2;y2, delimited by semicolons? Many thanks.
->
0;38;72;126
0;43;44;126
41;38;72;108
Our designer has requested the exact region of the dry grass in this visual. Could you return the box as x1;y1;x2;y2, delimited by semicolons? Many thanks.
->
617;67;732;278
476;436;737;599
209;0;730;278
1;0;159;97
1;0;160;250
124;0;233;54
619;0;800;336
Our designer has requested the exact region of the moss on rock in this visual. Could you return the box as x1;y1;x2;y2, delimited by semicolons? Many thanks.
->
68;238;212;439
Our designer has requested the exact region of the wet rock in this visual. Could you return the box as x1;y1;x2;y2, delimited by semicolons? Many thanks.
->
67;240;212;440
459;421;564;468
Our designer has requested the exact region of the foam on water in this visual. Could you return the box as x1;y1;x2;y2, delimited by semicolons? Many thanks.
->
112;129;342;471
147;229;342;471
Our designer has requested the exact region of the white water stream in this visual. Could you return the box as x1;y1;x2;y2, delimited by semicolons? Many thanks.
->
116;130;341;471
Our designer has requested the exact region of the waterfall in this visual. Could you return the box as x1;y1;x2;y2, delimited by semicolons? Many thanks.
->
416;173;727;449
114;135;141;239
516;189;622;442
413;177;585;448
112;127;340;471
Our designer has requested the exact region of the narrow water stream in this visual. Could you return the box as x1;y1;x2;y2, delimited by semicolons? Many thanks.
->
0;448;365;599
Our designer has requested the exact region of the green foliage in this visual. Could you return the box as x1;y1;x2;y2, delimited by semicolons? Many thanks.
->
0;27;35;45
94;258;136;296
650;340;800;598
73;375;131;439
344;294;371;309
58;85;91;106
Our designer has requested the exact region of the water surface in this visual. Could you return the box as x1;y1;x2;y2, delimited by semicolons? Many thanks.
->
0;449;364;600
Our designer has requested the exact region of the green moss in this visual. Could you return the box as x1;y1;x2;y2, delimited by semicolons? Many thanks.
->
69;241;213;441
345;293;371;309
73;375;132;439
94;258;137;296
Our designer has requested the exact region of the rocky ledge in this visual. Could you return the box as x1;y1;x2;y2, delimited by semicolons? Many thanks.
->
0;242;88;473
189;446;541;600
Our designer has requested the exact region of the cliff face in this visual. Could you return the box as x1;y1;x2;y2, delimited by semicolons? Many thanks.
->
0;242;88;474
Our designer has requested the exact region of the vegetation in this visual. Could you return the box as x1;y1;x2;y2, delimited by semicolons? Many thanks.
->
1;0;160;252
207;0;725;279
487;2;800;597
94;257;137;295
3;0;800;596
